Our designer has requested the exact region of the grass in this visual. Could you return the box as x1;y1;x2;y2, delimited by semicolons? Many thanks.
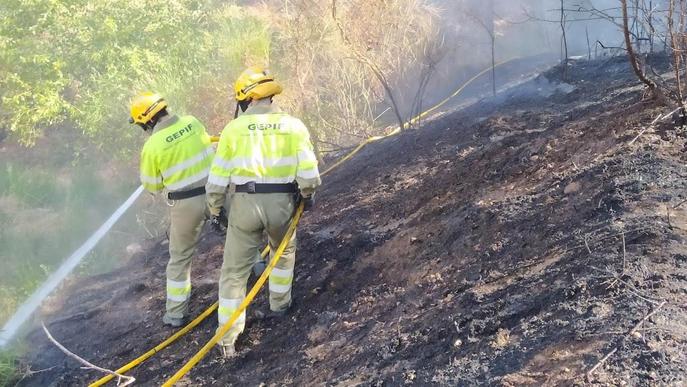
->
0;5;274;379
0;159;158;387
0;161;139;325
0;349;17;387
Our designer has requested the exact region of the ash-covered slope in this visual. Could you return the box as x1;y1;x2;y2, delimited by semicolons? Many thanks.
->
21;56;687;386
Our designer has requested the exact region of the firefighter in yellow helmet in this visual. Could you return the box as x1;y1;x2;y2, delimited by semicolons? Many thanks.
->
131;92;217;327
206;67;321;355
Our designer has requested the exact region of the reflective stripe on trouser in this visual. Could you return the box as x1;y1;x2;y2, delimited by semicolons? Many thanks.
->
166;193;207;318
217;192;297;346
218;298;246;326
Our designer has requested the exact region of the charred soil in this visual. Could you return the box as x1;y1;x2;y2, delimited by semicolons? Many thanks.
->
19;56;687;386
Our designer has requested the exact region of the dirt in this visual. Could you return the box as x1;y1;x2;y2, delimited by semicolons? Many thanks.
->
17;55;687;386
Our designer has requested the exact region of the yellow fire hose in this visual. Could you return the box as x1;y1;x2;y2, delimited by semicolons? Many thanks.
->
88;248;269;387
90;303;216;387
322;58;519;175
162;202;304;386
90;57;520;386
404;58;518;129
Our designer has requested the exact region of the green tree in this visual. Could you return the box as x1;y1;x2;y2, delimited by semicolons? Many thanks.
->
0;0;270;155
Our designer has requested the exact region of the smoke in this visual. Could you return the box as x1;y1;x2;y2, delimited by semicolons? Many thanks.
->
433;0;628;62
386;0;644;120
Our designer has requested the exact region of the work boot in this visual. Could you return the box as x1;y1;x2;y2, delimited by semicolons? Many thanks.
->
162;313;185;328
269;300;292;318
253;249;266;277
253;259;267;277
219;343;236;358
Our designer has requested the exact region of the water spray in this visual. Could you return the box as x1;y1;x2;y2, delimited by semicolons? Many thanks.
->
0;186;145;348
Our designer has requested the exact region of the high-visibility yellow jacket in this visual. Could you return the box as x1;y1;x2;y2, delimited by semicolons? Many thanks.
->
206;103;321;214
140;115;214;193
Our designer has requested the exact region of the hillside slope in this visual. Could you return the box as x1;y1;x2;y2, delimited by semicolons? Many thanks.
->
20;57;687;386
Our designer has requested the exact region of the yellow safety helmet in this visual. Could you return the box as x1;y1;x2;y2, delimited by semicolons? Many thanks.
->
234;66;283;102
129;92;168;125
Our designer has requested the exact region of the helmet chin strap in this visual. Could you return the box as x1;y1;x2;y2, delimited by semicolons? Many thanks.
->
131;105;168;132
234;99;252;118
139;111;164;132
138;122;153;132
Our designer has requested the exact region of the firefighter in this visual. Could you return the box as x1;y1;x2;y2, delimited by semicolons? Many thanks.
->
206;67;321;355
131;92;216;327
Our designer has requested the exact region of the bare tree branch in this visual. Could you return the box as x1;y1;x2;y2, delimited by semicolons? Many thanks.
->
42;323;135;386
668;0;683;102
620;0;666;103
331;0;406;131
586;301;667;380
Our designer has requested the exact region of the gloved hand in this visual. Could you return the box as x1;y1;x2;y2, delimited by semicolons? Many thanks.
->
295;192;315;212
253;249;266;276
302;195;314;211
211;207;228;235
218;207;228;227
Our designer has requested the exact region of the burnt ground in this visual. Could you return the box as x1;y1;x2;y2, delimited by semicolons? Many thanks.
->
17;55;687;386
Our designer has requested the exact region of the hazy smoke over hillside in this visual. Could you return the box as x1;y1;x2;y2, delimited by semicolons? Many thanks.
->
387;0;659;115
434;0;629;63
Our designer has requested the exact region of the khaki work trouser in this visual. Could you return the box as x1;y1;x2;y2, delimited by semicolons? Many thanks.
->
165;194;207;318
217;192;297;346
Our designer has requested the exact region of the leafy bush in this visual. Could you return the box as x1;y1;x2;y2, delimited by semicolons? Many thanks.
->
0;0;275;329
0;0;270;154
0;349;17;387
0;0;442;330
0;161;137;324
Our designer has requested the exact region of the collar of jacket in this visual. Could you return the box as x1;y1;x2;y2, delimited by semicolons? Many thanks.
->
152;114;179;133
243;101;282;115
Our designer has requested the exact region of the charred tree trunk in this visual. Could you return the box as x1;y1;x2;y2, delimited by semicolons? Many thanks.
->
489;0;496;96
560;0;568;79
490;34;496;96
679;0;687;99
668;0;683;103
586;27;591;60
649;0;655;53
331;0;406;131
620;0;663;100
634;0;642;53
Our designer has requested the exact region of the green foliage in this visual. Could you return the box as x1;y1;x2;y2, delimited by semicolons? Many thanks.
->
0;0;270;153
0;0;274;330
0;349;17;387
0;161;136;325
0;163;66;208
0;0;440;333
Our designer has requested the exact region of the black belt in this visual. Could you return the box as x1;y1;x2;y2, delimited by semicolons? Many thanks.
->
168;186;206;200
234;182;297;194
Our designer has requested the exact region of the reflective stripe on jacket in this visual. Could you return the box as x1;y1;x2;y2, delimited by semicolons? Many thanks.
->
140;115;214;193
206;104;321;212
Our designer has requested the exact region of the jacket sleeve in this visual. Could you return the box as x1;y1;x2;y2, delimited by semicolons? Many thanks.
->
293;119;321;196
194;116;213;147
193;116;216;162
140;145;163;193
206;126;232;216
